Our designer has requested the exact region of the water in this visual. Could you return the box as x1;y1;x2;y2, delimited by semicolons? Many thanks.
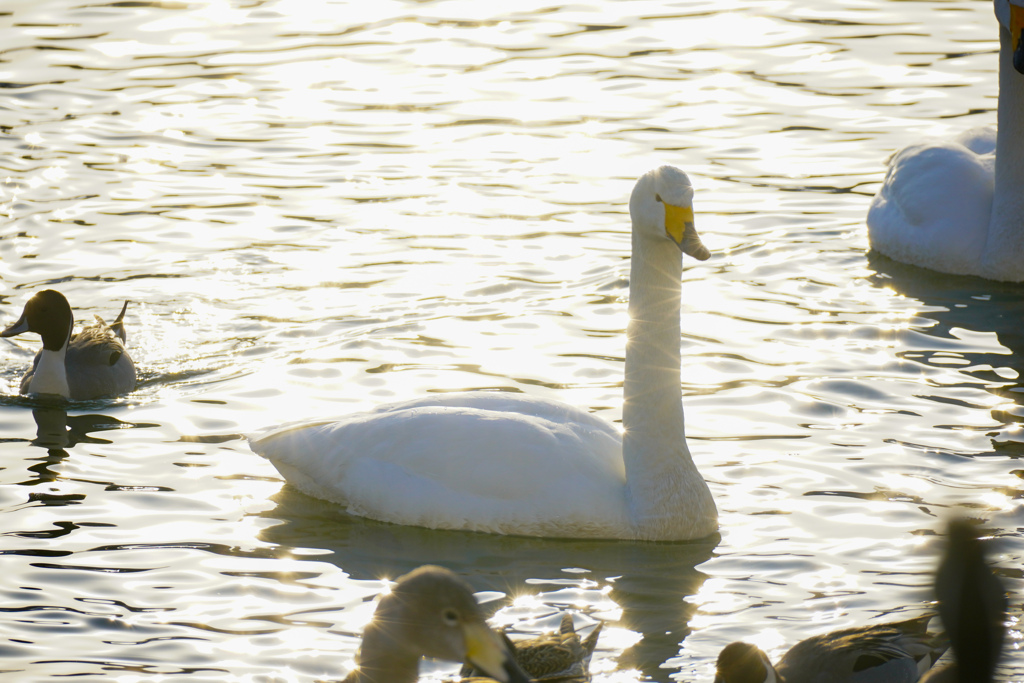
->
0;0;1021;680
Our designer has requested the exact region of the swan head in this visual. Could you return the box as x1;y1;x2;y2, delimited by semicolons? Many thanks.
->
995;0;1024;73
1;289;73;352
629;166;710;261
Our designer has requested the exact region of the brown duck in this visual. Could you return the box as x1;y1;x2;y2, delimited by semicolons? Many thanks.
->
461;613;602;682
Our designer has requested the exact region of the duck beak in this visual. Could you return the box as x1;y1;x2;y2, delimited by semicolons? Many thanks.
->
665;203;710;261
1;313;29;338
1013;2;1024;73
463;621;533;683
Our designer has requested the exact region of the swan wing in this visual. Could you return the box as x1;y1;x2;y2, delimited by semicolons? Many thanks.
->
249;393;629;537
868;129;995;274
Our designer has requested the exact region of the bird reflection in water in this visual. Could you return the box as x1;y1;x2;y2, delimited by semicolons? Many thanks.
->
21;402;154;489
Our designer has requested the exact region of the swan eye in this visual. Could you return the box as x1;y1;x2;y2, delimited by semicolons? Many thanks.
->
442;608;460;626
655;194;663;203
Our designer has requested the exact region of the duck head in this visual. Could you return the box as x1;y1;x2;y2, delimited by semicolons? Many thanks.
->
715;641;778;683
368;566;532;683
2;290;74;351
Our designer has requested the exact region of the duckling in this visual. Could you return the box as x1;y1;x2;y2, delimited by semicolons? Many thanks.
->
2;289;136;400
715;614;947;683
341;565;532;683
461;613;602;682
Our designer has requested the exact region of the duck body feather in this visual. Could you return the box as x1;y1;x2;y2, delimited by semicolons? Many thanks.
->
775;616;945;683
476;614;602;683
716;616;947;683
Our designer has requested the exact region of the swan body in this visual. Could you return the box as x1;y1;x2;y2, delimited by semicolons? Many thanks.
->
715;616;948;683
867;0;1024;281
254;393;630;537
2;289;137;400
341;565;530;683
250;165;718;541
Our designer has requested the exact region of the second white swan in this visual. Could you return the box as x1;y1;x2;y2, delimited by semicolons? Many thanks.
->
249;166;718;541
866;0;1024;281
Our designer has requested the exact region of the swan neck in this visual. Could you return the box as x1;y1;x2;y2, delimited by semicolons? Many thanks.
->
623;235;685;441
985;27;1024;279
620;217;718;540
622;229;699;523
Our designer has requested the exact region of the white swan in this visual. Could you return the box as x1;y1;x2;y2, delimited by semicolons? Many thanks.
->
2;289;137;400
249;166;718;541
866;0;1024;281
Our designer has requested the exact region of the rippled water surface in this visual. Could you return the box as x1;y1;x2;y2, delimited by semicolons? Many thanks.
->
1;0;1022;680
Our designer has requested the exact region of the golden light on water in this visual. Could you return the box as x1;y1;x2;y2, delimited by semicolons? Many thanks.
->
158;0;248;29
879;471;931;496
746;627;786;659
980;490;1015;511
510;592;545;611
2;0;1021;680
346;591;385;632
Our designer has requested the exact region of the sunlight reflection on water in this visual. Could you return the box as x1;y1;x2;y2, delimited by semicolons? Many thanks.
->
0;0;1022;680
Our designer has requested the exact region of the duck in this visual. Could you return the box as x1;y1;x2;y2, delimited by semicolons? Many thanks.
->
918;519;1006;683
866;0;1024;282
341;565;532;683
714;615;947;683
460;613;602;682
249;165;718;541
1;289;137;400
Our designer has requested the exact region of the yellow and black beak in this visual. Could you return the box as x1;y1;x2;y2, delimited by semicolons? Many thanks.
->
664;203;711;261
463;621;533;683
1012;2;1024;74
